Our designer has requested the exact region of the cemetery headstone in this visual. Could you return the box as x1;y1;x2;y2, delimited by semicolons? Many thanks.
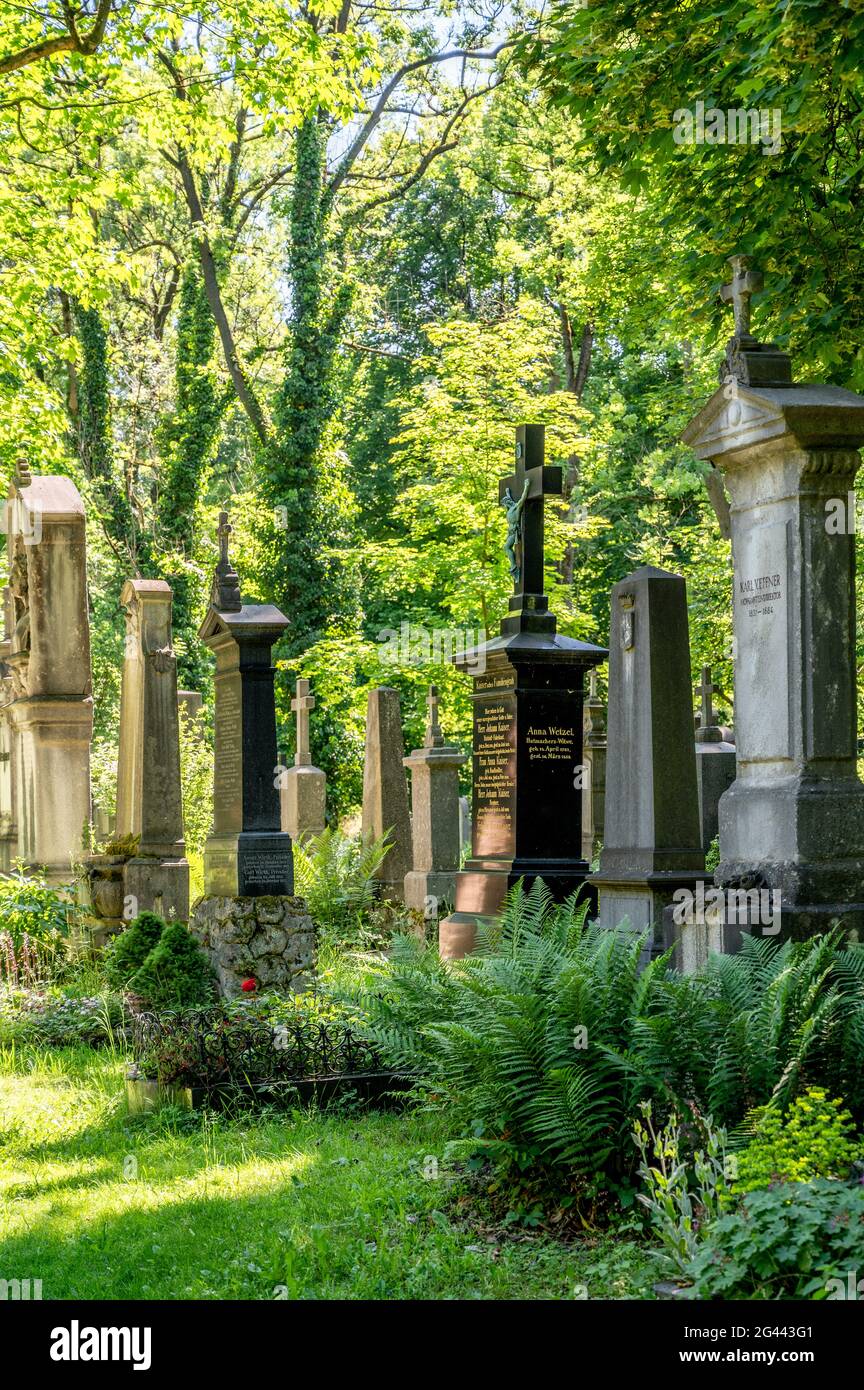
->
581;668;607;863
199;511;293;896
280;677;327;841
115;579;189;922
1;464;92;882
694;664;736;850
439;424;607;958
361;686;412;901
588;566;710;960
191;513;314;995
403;686;467;915
682;255;864;940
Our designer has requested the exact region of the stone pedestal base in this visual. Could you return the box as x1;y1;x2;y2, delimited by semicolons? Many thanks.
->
280;765;326;842
593;871;715;963
10;695;92;883
189;895;316;998
124;855;190;923
717;774;864;940
662;900;746;975
204;830;294;897
440;860;596;959
439;911;494;960
404;869;457;915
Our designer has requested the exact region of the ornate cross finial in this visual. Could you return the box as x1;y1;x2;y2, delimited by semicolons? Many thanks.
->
217;510;232;564
13;458;31;488
211;508;243;612
291;678;315;766
424;685;444;749
720;255;763;339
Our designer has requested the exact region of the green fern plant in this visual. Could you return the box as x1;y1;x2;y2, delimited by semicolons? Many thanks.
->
293;827;392;944
339;884;864;1204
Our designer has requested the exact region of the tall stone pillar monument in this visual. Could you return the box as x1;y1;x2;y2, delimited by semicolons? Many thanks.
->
361;687;412;901
439;424;607;959
403;686;467;914
4;465;92;882
191;513;315;998
199;512;293;896
115;579;189;921
682;255;864;938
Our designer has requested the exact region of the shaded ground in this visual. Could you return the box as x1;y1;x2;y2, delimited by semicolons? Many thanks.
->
0;1046;659;1300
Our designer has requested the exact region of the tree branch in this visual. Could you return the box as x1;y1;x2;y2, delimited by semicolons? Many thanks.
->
325;40;512;204
0;0;115;76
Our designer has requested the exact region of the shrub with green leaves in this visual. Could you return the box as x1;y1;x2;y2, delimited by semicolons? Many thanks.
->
732;1088;860;1194
0;866;72;949
343;881;864;1206
103;911;167;990
129;922;215;1011
687;1180;864;1300
0;988;124;1048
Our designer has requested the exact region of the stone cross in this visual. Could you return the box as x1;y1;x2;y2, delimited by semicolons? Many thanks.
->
720;254;763;338
212;509;242;612
425;684;444;748
498;425;562;601
589;668;598;700
292;678;315;767
217;510;232;565
697;665;716;730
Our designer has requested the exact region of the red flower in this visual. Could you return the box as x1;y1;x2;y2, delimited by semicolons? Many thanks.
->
241;978;257;993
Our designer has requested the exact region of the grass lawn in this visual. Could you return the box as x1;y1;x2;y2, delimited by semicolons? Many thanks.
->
0;1044;660;1300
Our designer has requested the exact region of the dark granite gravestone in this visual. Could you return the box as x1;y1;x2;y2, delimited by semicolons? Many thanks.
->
438;424;607;958
199;512;293;897
694;664;736;850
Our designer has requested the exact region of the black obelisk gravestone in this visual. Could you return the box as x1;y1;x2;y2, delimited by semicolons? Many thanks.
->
200;512;294;896
439;424;607;958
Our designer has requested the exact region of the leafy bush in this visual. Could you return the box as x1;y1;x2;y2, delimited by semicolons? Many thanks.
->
344;881;864;1208
293;828;391;944
129;923;215;1011
0;988;124;1048
0;866;72;949
687;1180;864;1300
104;911;167;990
732;1089;860;1193
633;1101;731;1276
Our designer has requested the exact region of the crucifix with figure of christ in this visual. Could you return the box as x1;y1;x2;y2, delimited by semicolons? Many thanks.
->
498;424;562;632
